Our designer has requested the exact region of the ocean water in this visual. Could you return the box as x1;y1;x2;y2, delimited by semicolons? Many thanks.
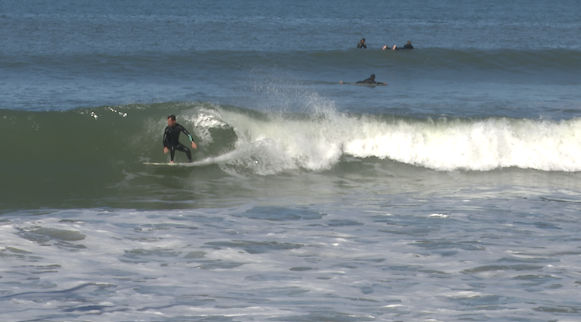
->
2;1;581;321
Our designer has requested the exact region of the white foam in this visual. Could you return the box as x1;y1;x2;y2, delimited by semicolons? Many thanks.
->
2;198;581;322
220;107;581;172
429;214;449;218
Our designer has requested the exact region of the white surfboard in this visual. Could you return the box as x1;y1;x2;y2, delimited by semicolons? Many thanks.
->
143;150;241;167
143;159;218;167
143;162;195;166
340;82;387;86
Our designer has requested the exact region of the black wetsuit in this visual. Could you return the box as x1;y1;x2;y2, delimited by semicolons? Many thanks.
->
163;123;193;162
356;76;383;85
357;42;367;49
403;44;414;49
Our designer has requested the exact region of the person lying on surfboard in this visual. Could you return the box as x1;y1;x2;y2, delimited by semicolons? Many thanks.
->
163;115;197;163
339;74;387;85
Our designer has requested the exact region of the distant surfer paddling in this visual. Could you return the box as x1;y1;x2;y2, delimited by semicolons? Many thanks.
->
163;115;197;163
340;74;387;85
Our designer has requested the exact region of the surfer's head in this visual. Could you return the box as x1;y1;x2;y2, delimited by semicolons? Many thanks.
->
167;115;177;126
370;74;375;79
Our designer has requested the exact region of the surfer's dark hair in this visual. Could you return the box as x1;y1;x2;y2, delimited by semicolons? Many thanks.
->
168;115;176;120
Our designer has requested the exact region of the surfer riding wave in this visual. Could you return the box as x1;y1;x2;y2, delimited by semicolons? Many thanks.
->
163;115;197;163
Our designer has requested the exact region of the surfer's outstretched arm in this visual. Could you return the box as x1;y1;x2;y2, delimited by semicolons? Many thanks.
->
184;133;197;149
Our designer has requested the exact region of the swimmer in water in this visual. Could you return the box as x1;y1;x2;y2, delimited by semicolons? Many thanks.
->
339;74;387;85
